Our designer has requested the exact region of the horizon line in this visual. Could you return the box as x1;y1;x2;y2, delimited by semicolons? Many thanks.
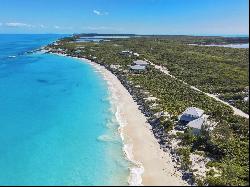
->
0;33;249;37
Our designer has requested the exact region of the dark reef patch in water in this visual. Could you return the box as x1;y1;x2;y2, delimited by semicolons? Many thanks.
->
37;79;49;84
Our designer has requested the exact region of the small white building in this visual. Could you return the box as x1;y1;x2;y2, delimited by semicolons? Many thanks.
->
120;50;133;57
121;50;133;54
75;50;82;53
244;96;249;102
76;46;85;49
133;53;140;57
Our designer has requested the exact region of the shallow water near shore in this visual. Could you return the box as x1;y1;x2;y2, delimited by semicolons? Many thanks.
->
0;35;130;185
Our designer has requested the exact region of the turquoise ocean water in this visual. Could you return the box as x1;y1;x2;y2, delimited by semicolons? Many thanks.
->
0;34;130;185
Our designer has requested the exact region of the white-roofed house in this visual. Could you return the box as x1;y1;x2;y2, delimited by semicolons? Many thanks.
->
177;107;205;135
179;107;204;123
244;96;249;102
75;50;82;54
187;117;205;135
133;52;140;57
130;65;146;73
133;60;149;67
120;50;133;57
121;50;131;54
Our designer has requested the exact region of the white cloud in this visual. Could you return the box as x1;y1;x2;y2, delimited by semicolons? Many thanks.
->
53;25;73;30
5;22;32;27
54;25;60;29
2;22;49;29
93;10;109;16
39;24;45;28
93;10;101;16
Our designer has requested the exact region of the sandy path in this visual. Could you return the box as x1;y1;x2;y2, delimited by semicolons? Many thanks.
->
150;62;249;119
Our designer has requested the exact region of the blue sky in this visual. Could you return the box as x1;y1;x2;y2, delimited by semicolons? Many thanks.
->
0;0;249;35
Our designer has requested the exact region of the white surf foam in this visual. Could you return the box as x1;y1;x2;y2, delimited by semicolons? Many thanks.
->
51;54;145;186
115;105;144;186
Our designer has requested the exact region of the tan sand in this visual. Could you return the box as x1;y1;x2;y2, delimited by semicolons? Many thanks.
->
80;58;188;186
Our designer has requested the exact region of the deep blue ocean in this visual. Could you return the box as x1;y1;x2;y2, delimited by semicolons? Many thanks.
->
0;34;130;185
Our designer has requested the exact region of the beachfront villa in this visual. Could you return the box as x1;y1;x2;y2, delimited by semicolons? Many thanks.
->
178;107;205;134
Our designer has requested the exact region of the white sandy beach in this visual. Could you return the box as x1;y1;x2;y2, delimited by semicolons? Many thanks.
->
79;58;187;186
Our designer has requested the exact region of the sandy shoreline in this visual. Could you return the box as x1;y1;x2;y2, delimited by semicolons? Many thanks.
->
79;58;187;186
51;52;187;186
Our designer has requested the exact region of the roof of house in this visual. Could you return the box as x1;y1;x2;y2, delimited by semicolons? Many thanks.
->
187;117;205;130
182;107;204;118
244;96;249;102
133;60;149;66
75;50;82;53
121;50;132;53
130;65;146;70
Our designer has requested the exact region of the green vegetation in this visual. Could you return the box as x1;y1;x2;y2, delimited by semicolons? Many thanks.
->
111;37;249;113
51;35;249;112
177;147;192;171
46;35;249;186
